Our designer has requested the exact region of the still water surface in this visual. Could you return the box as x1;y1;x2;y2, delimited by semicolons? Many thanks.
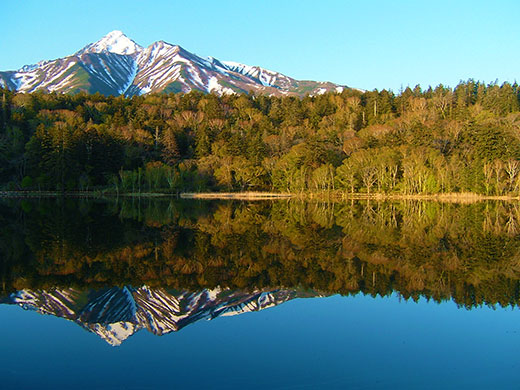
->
1;198;520;389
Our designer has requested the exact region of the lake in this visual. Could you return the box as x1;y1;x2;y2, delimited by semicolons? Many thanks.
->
1;198;520;389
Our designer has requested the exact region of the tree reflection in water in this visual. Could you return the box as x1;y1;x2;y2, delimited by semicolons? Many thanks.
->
1;198;520;310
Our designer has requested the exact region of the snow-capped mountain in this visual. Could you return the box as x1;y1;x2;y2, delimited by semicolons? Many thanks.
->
77;30;142;56
1;286;321;346
0;30;346;97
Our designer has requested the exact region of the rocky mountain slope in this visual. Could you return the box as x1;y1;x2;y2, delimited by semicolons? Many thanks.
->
0;30;346;97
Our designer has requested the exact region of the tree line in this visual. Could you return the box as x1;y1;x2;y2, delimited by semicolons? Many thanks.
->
1;79;520;194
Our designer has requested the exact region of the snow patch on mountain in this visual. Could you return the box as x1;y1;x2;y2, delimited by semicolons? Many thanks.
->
48;73;75;92
222;61;288;88
138;41;181;67
79;30;142;55
92;321;136;346
14;60;77;93
206;287;222;301
207;76;220;92
19;64;39;73
120;60;138;95
9;289;78;317
205;56;229;74
187;66;204;88
207;76;234;95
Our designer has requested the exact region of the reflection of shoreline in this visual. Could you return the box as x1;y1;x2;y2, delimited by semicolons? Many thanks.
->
1;286;316;346
1;190;519;202
298;192;520;203
181;192;293;200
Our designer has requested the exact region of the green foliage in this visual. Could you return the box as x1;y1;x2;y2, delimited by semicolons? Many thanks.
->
21;176;33;189
1;81;520;194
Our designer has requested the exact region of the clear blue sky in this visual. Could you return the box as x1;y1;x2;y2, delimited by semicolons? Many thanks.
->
1;0;519;92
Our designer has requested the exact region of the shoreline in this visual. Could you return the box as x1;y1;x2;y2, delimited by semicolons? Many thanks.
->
0;190;519;202
300;192;520;202
180;192;293;200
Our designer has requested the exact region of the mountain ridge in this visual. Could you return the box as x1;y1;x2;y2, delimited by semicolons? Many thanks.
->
0;30;348;97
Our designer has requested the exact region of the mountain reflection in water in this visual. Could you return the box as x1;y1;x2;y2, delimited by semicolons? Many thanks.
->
1;197;520;345
1;286;315;345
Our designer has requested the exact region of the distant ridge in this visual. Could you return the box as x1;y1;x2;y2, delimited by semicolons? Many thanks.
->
0;31;348;97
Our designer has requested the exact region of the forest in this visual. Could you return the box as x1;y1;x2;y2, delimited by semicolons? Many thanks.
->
1;80;520;195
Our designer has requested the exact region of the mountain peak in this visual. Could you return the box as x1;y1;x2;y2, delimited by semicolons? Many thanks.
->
151;40;176;49
2;32;348;97
79;30;142;55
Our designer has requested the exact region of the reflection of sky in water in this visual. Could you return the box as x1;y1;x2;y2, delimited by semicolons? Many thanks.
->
1;293;518;389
